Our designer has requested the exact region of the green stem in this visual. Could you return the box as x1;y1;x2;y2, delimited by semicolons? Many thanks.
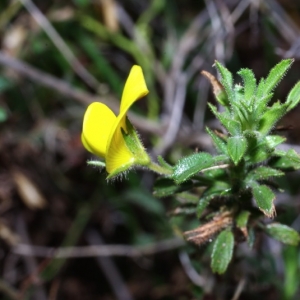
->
147;161;173;175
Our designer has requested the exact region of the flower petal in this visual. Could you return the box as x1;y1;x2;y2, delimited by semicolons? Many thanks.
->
105;65;149;174
81;102;116;157
106;115;135;174
120;65;149;113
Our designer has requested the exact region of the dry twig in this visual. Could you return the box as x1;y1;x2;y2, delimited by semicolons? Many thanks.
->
12;237;185;258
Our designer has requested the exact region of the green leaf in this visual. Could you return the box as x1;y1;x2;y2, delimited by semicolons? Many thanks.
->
246;134;271;164
153;178;193;198
215;61;235;103
258;103;287;135
238;68;256;102
254;93;274;116
265;135;286;148
247;147;270;164
256;78;265;100
196;195;212;217
222;118;242;136
251;183;275;217
206;127;227;154
236;210;250;229
196;183;231;217
208;104;242;136
270;149;300;170
172;152;214;184
227;136;247;165
246;166;284;181
211;230;234;274
213;154;229;163
262;59;294;97
286;81;300;112
232;103;250;128
265;223;300;245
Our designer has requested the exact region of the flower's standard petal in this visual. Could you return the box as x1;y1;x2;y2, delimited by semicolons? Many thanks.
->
120;65;149;113
106;65;149;175
106;115;135;174
81;102;116;157
81;133;95;154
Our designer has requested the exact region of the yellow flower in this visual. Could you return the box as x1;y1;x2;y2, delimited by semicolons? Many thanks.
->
81;65;150;177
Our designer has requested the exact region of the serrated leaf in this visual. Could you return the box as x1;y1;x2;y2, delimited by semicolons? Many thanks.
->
238;68;256;102
211;230;234;274
259;103;287;135
262;59;294;97
251;183;275;217
215;61;235;104
247;166;284;181
153;178;194;198
265;135;286;148
172;152;214;184
270;149;300;170
206;127;227;154
227;136;247;165
286;81;300;112
265;223;300;245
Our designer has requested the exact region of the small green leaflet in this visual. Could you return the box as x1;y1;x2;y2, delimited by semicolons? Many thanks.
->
237;68;256;103
286;81;300;112
172;152;214;184
265;223;300;246
227;136;247;165
246;166;284;181
271;149;300;170
211;230;234;274
215;61;235;104
251;183;275;217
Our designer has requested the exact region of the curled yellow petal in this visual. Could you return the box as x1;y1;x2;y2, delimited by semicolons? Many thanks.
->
119;65;149;113
81;102;116;157
106;119;135;174
106;65;149;173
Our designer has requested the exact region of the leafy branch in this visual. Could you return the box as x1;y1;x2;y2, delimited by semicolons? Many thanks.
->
154;59;300;274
